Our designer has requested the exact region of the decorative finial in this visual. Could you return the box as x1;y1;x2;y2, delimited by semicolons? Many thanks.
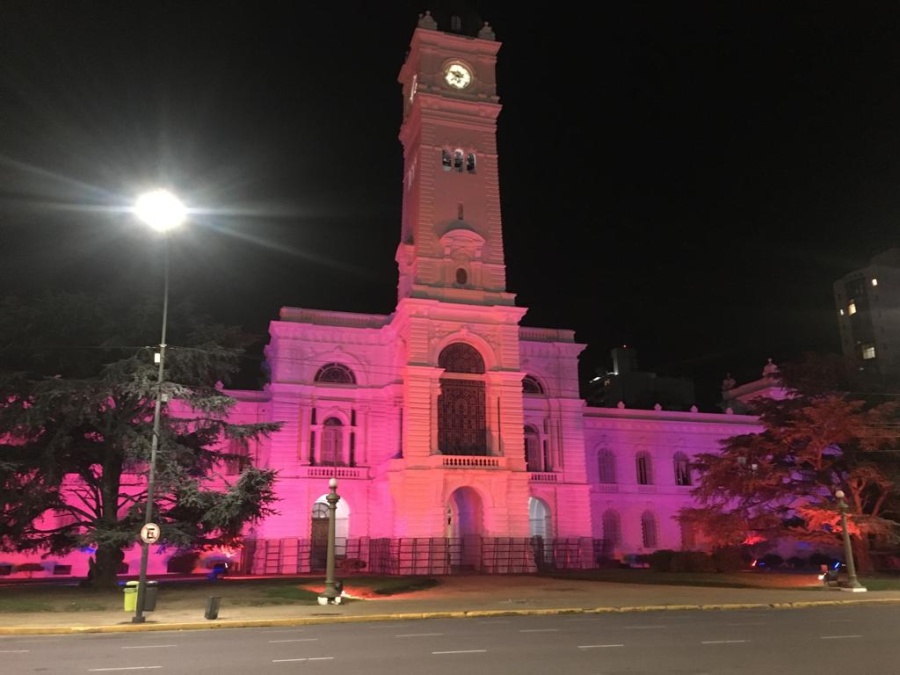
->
654;403;662;411
763;358;778;378
418;11;438;30
478;21;496;40
690;405;698;413
617;401;626;409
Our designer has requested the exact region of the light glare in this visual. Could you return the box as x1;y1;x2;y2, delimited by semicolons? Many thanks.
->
134;190;186;232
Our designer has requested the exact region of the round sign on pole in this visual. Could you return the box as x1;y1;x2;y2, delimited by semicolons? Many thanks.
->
140;523;161;544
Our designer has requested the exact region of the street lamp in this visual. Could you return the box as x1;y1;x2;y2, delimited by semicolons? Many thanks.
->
318;477;342;605
132;189;186;623
834;489;867;592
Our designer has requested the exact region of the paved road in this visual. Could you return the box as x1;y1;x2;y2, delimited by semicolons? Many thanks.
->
3;604;899;674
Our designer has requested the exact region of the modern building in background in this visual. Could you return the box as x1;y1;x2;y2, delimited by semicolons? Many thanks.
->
834;248;900;380
586;346;696;411
3;9;768;579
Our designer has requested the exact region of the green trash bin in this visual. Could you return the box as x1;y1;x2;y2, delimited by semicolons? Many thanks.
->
123;581;139;612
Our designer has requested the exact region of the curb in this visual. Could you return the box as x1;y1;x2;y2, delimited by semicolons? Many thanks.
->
3;597;899;636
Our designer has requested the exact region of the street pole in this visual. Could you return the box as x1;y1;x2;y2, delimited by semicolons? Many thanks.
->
319;477;341;605
132;190;185;623
835;489;866;592
133;238;170;624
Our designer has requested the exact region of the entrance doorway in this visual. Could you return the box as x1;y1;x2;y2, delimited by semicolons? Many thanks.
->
446;487;483;571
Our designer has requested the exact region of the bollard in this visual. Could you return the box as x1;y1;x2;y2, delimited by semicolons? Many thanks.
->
205;596;221;620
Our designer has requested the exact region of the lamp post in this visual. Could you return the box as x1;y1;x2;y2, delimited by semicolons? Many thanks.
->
834;489;866;592
132;189;186;623
318;477;342;605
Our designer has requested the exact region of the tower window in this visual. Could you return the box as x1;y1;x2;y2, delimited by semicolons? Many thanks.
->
442;149;452;170
862;344;876;360
872;278;878;287
450;15;462;32
454;149;464;172
455;267;468;285
848;301;857;315
466;153;476;173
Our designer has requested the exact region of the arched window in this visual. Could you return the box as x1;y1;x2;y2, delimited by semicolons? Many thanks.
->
438;343;487;455
455;267;468;285
522;375;544;395
314;363;356;384
602;509;621;547
673;452;692;486
442;149;452;170
466;153;476;173
524;425;542;471
439;342;485;373
598;449;616;484
320;417;343;466
641;511;658;548
636;451;653;485
454;149;464;172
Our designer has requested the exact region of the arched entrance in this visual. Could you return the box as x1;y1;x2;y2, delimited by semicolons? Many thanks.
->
310;494;350;572
445;487;483;571
528;497;553;566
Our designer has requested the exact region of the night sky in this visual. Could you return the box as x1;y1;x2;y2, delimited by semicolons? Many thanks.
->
2;1;900;407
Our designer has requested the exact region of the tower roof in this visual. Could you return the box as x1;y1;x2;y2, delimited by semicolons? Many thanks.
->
420;2;492;38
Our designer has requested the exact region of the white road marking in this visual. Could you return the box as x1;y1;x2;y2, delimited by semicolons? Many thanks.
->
621;625;666;630
433;649;487;655
395;633;444;638
821;635;862;640
477;620;512;624
268;638;318;643
0;649;29;653
701;640;749;645
579;644;624;649
88;668;163;672
121;645;176;650
519;628;559;633
724;622;765;627
272;657;334;663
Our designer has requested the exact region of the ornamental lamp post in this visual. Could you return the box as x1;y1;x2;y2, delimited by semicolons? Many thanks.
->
318;477;342;605
132;189;186;623
834;489;866;592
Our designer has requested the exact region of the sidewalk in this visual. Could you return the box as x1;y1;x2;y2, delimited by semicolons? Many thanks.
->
3;576;899;636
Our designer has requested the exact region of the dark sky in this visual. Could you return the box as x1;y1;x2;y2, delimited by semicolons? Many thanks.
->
2;1;900;406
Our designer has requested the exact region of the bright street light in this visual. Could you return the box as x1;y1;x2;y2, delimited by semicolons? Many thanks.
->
131;189;185;623
134;189;186;232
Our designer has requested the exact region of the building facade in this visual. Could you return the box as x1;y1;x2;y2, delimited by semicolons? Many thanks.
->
834;248;900;380
2;11;764;579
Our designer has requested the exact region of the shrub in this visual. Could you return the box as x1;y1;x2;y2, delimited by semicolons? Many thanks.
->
711;547;745;573
672;551;716;573
787;556;807;570
760;553;784;569
648;550;676;572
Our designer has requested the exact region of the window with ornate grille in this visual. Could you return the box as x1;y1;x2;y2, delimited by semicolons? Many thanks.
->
673;452;692;486
524;425;542;471
225;438;250;475
522;374;544;395
314;363;356;384
602;509;621;547
598;449;617;484
438;343;487;455
320;417;343;466
636;451;653;485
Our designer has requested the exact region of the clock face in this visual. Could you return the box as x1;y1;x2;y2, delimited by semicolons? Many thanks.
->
444;63;472;89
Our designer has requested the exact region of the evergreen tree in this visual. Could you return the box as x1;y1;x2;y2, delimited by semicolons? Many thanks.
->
682;353;900;573
0;292;280;587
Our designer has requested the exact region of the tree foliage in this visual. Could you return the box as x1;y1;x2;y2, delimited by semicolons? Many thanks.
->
681;353;900;573
0;292;281;587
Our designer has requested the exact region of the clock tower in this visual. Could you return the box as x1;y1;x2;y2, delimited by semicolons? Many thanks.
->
389;10;534;541
396;11;514;308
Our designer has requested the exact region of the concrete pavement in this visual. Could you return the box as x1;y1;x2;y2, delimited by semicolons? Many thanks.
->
2;575;899;636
